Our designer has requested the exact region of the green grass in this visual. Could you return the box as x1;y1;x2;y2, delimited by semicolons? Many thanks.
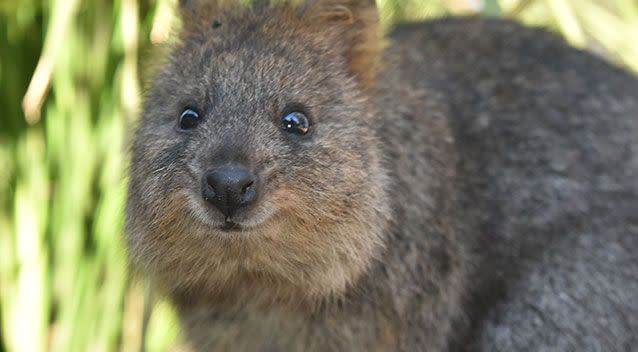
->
1;0;637;351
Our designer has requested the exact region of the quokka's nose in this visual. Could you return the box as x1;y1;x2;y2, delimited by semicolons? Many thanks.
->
202;165;258;217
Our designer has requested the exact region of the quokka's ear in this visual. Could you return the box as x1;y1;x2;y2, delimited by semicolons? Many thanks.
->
178;0;215;28
304;0;382;87
177;0;240;30
178;0;209;15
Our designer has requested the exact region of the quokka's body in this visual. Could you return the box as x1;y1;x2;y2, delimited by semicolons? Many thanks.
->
126;1;638;350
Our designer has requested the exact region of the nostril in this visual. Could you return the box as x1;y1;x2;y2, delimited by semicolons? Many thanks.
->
241;181;254;195
240;179;257;204
202;176;217;202
210;173;222;193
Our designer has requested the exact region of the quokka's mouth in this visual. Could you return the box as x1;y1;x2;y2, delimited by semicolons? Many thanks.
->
219;220;245;232
187;188;277;233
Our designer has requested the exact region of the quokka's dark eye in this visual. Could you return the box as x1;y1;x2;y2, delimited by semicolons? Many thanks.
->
179;108;200;130
281;111;310;135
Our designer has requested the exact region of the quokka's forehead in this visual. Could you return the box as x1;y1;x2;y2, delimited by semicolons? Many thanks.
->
176;35;328;78
162;46;344;109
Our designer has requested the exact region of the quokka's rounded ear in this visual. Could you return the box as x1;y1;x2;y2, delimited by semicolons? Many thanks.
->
177;0;241;31
178;0;223;16
304;0;382;88
178;0;202;14
308;0;377;21
178;0;209;23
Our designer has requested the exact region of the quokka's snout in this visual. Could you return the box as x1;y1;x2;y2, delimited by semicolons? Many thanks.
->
201;164;259;220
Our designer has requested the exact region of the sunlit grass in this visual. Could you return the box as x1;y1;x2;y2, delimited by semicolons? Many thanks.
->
1;0;637;351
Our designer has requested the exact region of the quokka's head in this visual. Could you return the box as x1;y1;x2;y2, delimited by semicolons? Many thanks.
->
127;0;390;305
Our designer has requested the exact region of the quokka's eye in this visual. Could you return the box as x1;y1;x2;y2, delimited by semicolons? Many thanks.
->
178;108;200;130
281;111;310;135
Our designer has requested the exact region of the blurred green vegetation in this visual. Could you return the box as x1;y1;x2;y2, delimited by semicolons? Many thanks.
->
1;0;637;351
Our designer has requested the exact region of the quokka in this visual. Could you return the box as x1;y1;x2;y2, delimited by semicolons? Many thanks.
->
126;0;638;350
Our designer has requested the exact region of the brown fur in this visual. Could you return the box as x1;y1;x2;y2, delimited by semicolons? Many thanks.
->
127;0;638;351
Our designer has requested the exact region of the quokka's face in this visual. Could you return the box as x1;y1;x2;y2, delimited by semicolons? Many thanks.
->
127;2;389;300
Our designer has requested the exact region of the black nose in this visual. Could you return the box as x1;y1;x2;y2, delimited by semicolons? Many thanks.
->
202;166;258;218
